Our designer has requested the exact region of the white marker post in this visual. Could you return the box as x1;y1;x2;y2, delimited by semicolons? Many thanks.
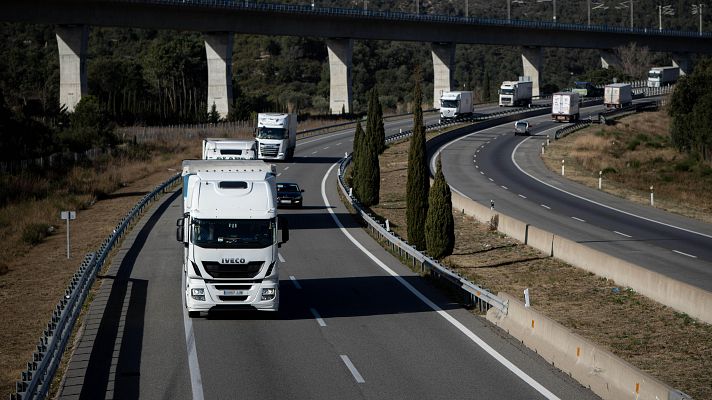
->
650;185;654;206
541;143;545;155
524;288;530;307
385;219;390;232
598;170;602;190
561;159;565;176
60;211;76;259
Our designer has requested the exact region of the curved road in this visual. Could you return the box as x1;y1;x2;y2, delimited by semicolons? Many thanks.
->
59;110;598;399
434;103;712;293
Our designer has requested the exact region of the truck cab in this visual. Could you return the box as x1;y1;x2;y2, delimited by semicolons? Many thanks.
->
256;113;297;161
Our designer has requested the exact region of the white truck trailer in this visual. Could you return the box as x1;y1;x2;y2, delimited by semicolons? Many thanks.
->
499;80;533;107
551;92;580;122
439;91;474;121
604;83;633;109
256;113;297;161
176;160;289;317
202;138;257;160
647;66;679;88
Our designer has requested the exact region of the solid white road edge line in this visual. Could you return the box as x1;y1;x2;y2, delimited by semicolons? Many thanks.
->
340;355;365;383
321;162;561;400
512;137;712;240
310;308;327;327
182;271;205;400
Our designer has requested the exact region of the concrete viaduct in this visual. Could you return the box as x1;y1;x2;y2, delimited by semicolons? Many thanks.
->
4;0;712;115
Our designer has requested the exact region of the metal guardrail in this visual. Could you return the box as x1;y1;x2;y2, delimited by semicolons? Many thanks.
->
130;0;711;38
12;174;181;400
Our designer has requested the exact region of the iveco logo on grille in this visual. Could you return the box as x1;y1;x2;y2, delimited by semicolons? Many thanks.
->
221;257;247;264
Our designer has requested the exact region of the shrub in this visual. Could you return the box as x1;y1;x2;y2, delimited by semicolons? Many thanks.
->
21;223;52;245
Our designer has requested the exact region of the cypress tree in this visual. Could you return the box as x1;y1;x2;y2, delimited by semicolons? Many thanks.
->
352;120;365;199
361;93;380;207
375;91;386;154
406;67;429;250
425;159;455;259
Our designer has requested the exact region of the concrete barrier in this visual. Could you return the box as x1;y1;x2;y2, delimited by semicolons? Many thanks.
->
497;214;528;243
487;292;691;400
526;225;554;256
450;189;493;225
552;235;712;325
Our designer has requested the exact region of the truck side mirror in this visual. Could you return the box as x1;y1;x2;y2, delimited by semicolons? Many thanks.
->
279;216;289;246
176;218;184;242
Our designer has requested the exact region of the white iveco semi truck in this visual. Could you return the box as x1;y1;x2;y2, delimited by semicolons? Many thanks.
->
176;160;289;317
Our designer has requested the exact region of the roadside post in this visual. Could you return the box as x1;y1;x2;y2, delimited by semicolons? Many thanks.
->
60;211;76;259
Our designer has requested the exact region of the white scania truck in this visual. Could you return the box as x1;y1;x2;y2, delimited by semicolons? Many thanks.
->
498;80;533;107
202;138;257;160
438;91;474;122
256;113;297;161
176;160;289;317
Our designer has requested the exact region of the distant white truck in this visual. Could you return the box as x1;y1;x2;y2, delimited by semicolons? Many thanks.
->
439;91;474;121
256;113;297;161
604;83;633;109
176;160;288;317
202;138;257;160
551;92;580;122
647;66;679;88
499;80;533;107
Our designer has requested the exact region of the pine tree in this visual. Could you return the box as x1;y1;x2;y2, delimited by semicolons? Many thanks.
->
406;67;429;250
425;159;455;259
207;102;220;124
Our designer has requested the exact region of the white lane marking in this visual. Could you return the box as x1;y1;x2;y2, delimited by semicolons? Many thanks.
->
277;173;282;177
512;138;712;241
673;250;698;259
488;178;494;182
310;308;327;327
340;355;365;384
323;147;330;150
311;151;318;155
284;166;290;170
475;165;479;168
278;253;286;263
336;142;342;146
480;171;484;175
541;204;551;210
289;275;302;289
519;194;527;199
571;217;586;222
614;231;631;238
501;186;508;190
181;272;205;400
321;163;560;400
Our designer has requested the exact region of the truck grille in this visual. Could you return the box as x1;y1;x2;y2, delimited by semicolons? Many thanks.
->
218;295;249;302
202;261;264;278
259;143;280;158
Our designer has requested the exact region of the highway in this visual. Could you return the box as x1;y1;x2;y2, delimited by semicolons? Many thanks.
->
433;103;712;293
59;111;598;399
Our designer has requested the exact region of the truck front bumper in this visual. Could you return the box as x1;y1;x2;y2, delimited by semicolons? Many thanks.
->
185;277;279;313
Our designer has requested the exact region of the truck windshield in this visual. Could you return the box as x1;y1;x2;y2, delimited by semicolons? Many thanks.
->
192;218;275;249
257;127;287;140
648;72;661;79
441;100;459;108
500;89;514;95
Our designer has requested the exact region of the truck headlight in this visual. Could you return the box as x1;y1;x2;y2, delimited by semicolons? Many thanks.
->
261;287;276;301
191;288;205;301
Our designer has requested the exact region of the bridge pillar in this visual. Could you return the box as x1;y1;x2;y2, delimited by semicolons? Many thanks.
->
205;32;234;119
672;55;691;76
599;50;622;70
56;25;88;112
521;46;542;97
327;38;353;114
431;42;455;108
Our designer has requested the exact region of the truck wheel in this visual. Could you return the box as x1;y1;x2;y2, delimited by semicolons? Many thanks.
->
188;311;200;318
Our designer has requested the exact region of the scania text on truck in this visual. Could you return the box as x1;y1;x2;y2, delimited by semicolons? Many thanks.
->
604;83;632;109
551;92;580;122
176;160;289;317
202;138;257;160
647;66;679;88
256;113;297;161
499;80;533;107
438;91;474;122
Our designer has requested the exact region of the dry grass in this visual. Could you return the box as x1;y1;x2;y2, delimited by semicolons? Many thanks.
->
543;110;712;223
366;131;712;399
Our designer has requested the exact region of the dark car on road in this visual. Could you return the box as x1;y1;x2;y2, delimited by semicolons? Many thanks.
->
276;183;304;208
